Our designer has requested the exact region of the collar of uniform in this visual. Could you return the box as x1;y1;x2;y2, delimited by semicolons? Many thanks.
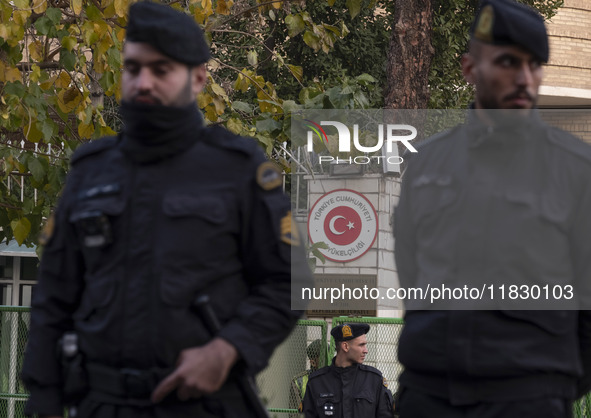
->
465;106;542;148
120;101;204;163
331;357;360;373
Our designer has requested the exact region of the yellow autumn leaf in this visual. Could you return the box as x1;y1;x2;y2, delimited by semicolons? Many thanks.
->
272;0;281;9
116;27;125;43
24;118;43;142
57;88;82;113
215;0;233;15
40;74;56;90
55;71;71;89
12;0;29;10
13;10;31;26
32;0;47;13
114;0;128;18
0;60;5;82
204;104;217;122
212;97;225;115
210;83;228;100
28;40;44;61
78;121;95;139
5;67;22;83
71;0;82;14
197;92;212;108
194;0;213;24
0;24;8;40
30;64;41;82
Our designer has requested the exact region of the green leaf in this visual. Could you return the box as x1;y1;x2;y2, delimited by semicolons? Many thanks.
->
285;14;305;37
345;0;362;19
40;118;56;141
59;50;76;71
231;101;252;113
303;30;320;52
34;16;53;36
10;217;31;246
286;64;303;83
99;71;115;92
356;73;376;84
46;7;62;24
85;4;103;21
27;156;45;182
4;81;26;98
256;118;282;133
61;36;77;52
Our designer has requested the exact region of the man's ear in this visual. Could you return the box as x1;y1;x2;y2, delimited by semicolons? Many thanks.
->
342;342;349;353
191;64;208;96
461;53;475;85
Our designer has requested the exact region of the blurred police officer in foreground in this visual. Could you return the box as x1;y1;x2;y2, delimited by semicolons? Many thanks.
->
394;0;591;417
302;324;394;418
21;2;312;417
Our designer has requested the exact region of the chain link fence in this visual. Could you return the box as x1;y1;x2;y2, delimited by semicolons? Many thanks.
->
0;307;30;418
1;307;590;417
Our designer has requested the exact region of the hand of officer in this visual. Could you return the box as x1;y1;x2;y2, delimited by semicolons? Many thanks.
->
151;337;239;403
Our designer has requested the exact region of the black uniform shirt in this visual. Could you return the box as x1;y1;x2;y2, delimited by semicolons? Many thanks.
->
21;103;313;416
302;358;393;418
394;112;591;403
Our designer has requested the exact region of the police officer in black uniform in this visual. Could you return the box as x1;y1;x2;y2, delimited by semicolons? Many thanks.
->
302;324;394;418
21;2;312;417
394;0;591;417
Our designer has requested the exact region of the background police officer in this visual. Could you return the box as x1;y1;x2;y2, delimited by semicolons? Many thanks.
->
21;2;312;417
394;0;591;417
291;339;324;416
302;324;394;418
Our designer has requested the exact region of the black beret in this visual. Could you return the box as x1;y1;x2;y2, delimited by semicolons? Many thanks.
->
470;0;549;63
331;323;370;342
126;1;210;66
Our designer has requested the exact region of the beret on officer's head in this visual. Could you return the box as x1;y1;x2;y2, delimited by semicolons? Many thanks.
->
331;323;370;342
126;1;210;66
470;0;549;63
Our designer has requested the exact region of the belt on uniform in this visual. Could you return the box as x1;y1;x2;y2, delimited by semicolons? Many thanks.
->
86;362;172;402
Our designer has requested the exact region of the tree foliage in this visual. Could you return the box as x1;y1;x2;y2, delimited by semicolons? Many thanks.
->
0;0;563;246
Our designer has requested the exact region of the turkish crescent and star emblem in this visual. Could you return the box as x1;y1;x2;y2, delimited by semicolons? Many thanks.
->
308;189;378;262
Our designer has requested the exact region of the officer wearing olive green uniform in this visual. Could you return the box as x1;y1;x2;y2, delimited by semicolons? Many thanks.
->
290;339;324;415
394;1;591;417
302;324;394;418
21;2;312;417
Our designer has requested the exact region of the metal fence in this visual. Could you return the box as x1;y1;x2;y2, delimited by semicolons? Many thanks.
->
0;307;30;418
1;307;590;418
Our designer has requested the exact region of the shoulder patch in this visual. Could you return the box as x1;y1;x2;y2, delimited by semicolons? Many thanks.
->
71;136;118;165
280;211;301;246
257;161;283;191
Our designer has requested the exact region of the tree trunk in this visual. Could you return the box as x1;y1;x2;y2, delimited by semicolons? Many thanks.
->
384;0;435;109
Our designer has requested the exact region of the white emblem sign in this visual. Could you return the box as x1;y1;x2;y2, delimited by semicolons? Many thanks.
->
308;189;378;262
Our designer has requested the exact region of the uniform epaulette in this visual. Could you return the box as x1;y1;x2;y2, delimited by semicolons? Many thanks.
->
402;127;457;161
359;364;383;377
307;366;330;380
202;125;259;157
71;136;118;165
545;125;591;166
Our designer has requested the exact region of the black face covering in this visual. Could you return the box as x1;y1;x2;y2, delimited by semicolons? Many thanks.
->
119;100;204;163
